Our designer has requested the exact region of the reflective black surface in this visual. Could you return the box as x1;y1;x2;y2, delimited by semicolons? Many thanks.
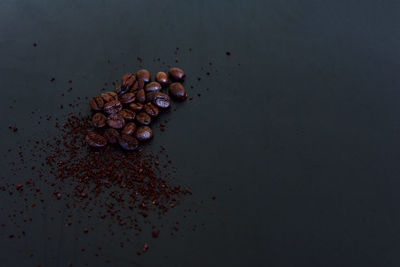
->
1;0;400;266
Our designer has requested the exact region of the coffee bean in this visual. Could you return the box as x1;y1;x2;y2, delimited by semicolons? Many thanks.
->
137;80;145;90
131;80;139;91
90;96;104;111
144;82;162;93
119;92;136;104
136;89;146;103
104;128;120;144
129;103;143;112
136;112;151;125
107;114;125;129
154;94;170;108
145;92;157;102
121;73;136;90
86;67;189;149
121;122;136;135
115;85;128;95
92;113;107;128
144;103;159;117
146;92;170;108
85;132;107;147
118;109;136;121
104;100;122;114
168;82;187;100
136;69;151;83
119;134;139;151
135;126;153;141
155;72;169;86
121;73;132;83
101;91;118;102
168;67;185;81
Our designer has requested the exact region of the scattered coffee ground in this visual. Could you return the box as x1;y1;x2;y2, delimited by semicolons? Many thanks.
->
3;48;230;264
3;67;193;257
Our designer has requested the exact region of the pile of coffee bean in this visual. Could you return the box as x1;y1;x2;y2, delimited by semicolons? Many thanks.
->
86;68;187;150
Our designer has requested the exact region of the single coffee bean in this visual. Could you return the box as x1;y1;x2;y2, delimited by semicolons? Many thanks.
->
136;112;151;125
115;85;128;95
144;82;162;93
135;126;153;141
119;92;136;104
145;91;157;102
118;109;136;121
144;103;159;117
131;80;139;91
92;113;107;128
121;73;136;90
89;96;104;111
104;128;120;144
136;89;146;103
121;122;136;135
129;102;143;112
101;91;118;102
168;67;185;81
121;72;132;83
168;82;187;100
107;113;125;129
136;69;151;83
146;92;170;108
137;80;145;90
104;100;122;114
119;134;139;151
155;72;169;86
85;132;107;147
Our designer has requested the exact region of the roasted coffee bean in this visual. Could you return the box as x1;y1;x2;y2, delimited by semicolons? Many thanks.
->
107;114;125;129
92;113;107;128
136;69;151;83
137;80;145;90
136;112;151;125
104;128;120;144
101;91;118;102
146;92;170;108
119;92;136;104
136;89;146;103
168;67;185;81
145;92;157;102
119;134;139;151
121;122;136;135
155;72;169;86
90;96;104;111
131;80;139;91
118;109;136;121
129;102;143;112
135;126;153;141
85;132;107;147
168;82;187;100
144;103;159;117
153;93;170;108
104;100;122;114
115;85;128;95
121;73;132;83
144;82;162;93
121;73;136;90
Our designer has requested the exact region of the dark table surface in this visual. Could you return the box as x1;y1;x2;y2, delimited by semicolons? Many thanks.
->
1;0;400;266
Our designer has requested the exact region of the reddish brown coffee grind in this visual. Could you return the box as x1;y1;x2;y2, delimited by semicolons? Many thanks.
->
2;62;223;258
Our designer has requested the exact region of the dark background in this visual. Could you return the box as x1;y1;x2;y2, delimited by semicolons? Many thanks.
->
1;0;400;266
